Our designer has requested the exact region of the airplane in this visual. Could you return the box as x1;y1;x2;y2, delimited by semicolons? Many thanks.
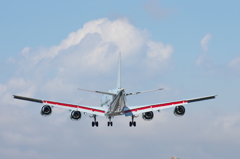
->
13;53;216;127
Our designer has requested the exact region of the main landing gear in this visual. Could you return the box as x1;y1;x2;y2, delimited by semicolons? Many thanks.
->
107;117;113;127
129;115;136;127
91;115;98;127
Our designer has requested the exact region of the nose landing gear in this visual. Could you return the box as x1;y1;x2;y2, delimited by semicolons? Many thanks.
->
107;117;113;127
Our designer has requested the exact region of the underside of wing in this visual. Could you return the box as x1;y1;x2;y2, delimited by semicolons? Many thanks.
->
124;95;216;116
13;95;105;116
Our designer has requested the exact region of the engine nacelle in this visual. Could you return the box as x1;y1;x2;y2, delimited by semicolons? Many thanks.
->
174;105;185;117
142;111;154;121
70;111;81;121
40;105;52;116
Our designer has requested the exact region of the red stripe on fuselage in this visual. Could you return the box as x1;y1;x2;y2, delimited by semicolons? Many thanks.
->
124;100;187;114
43;101;105;113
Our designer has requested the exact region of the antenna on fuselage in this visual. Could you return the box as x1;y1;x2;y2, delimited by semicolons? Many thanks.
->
117;52;121;89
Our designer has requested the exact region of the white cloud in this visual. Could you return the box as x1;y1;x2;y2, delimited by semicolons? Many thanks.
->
10;18;172;76
8;78;28;89
146;41;173;70
2;18;173;106
200;33;212;51
228;56;240;70
195;33;213;68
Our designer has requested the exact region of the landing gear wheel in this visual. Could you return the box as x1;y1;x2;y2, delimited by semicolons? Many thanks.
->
108;121;113;127
91;115;98;127
129;121;132;127
133;121;136;127
129;115;137;127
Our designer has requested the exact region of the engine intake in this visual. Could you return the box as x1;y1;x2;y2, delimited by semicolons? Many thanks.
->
41;105;52;116
142;111;154;121
174;106;185;116
70;111;81;120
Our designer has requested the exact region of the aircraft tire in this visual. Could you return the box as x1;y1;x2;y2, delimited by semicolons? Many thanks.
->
129;121;132;127
133;121;136;127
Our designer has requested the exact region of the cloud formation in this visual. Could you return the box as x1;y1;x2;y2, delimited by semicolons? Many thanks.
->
200;33;212;51
228;56;240;70
2;18;173;106
195;33;213;68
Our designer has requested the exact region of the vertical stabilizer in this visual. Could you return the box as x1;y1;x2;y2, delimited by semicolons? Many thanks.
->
117;52;121;89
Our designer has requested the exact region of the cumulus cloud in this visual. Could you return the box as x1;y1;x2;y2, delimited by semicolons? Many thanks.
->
1;18;173;105
10;18;172;77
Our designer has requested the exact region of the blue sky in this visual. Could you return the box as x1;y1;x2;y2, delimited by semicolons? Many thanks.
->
0;0;240;159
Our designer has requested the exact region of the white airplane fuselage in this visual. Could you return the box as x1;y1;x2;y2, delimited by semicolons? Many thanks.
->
101;88;126;117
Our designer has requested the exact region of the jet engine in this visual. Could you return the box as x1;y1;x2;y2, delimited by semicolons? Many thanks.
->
174;106;185;116
40;105;52;116
70;111;81;121
142;111;154;121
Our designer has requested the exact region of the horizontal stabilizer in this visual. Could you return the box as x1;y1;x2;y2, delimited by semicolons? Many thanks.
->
78;88;116;96
126;88;163;96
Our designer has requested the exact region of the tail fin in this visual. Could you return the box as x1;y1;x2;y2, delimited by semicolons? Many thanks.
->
117;52;121;89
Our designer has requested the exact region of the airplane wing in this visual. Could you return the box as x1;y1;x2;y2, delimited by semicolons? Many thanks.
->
13;95;105;116
124;95;216;116
125;88;163;96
